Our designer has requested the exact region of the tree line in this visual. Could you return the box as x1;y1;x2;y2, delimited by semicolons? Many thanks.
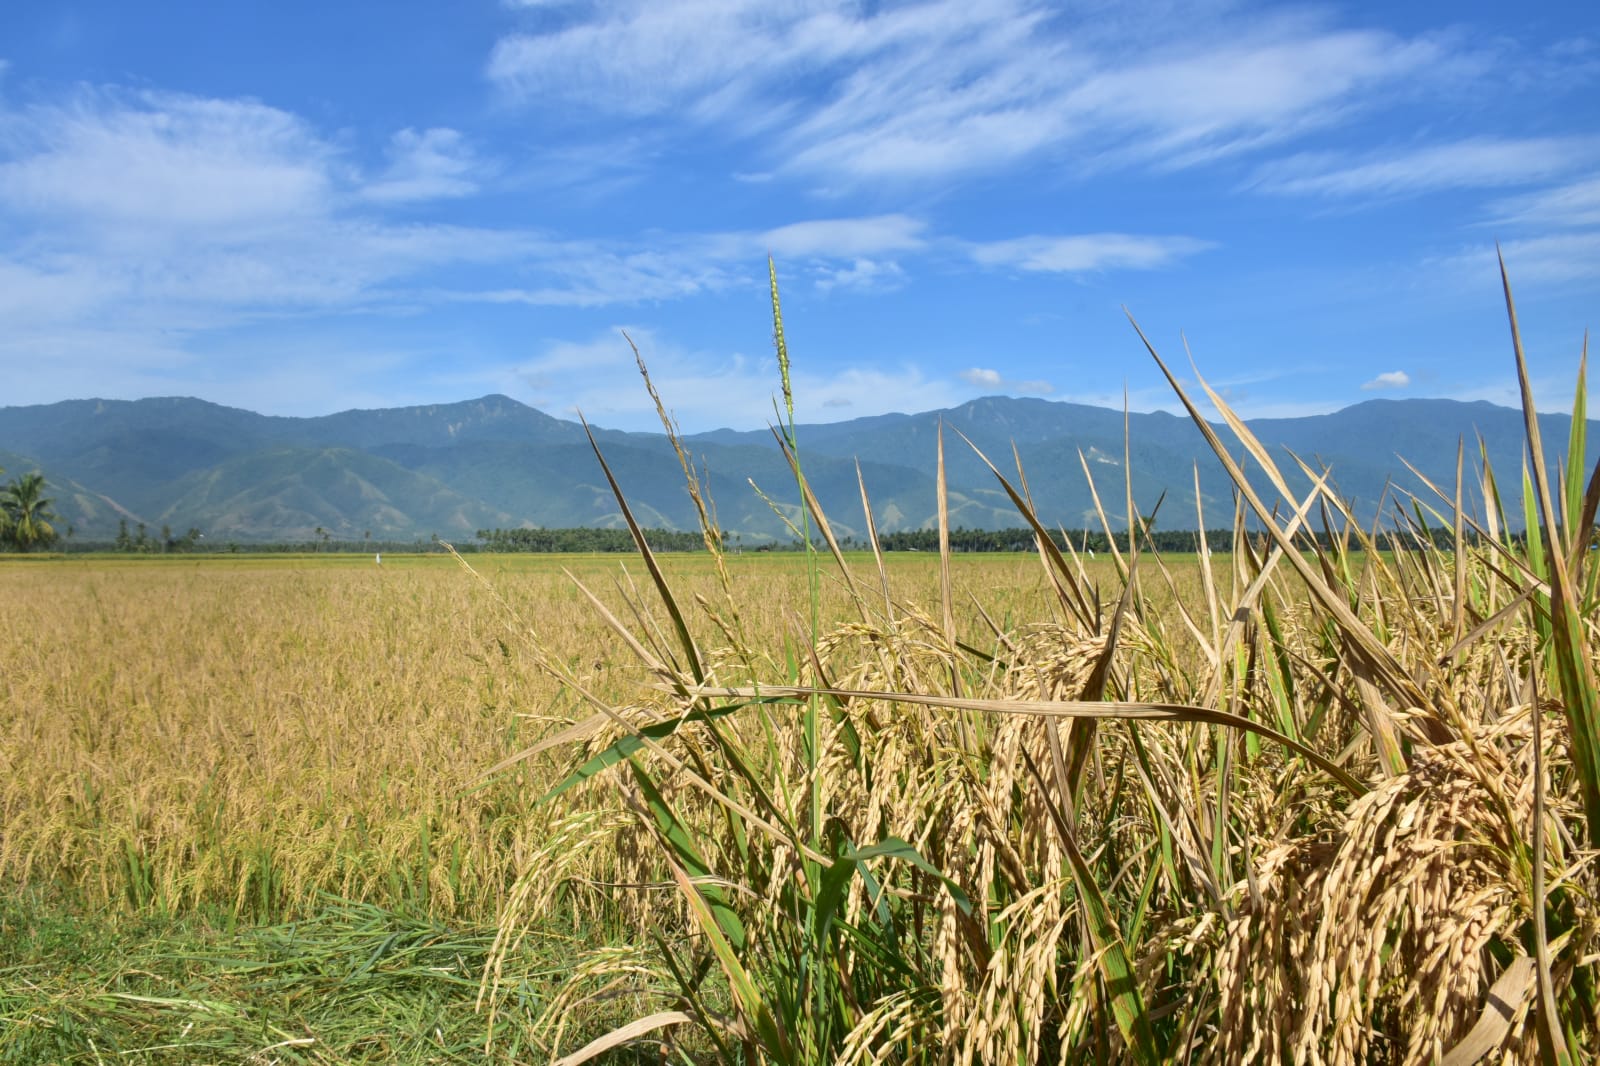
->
112;519;204;553
475;525;1491;555
872;526;1476;554
475;527;711;553
0;465;1508;558
474;525;1475;554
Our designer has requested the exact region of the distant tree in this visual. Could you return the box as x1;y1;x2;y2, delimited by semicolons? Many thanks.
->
1;473;60;552
115;518;131;551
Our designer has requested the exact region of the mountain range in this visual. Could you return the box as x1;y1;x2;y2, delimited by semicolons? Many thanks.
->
0;393;1590;543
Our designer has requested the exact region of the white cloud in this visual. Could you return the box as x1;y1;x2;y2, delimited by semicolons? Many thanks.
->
456;214;931;307
757;214;927;257
1361;370;1410;390
1204;396;1350;420
488;0;807;116
0;89;335;233
813;258;904;293
1062;24;1450;170
442;217;1212;308
0;324;197;410
1489;176;1600;229
0;257;119;324
0;86;555;382
959;366;1053;395
971;233;1212;273
511;326;962;431
487;2;1473;185
1253;136;1598;198
361;127;482;203
456;244;745;308
1497;233;1600;283
794;364;961;422
1433;233;1600;286
520;328;641;380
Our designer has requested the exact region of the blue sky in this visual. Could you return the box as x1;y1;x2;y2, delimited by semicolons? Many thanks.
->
1;1;1596;432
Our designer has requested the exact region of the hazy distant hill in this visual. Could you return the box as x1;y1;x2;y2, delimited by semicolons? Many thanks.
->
0;393;1590;543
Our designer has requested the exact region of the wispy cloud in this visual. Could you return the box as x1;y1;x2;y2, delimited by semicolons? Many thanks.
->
970;233;1212;273
0;88;334;232
1489;176;1600;229
1253;136;1598;198
960;367;1053;395
514;326;961;430
0;89;539;310
453;214;930;307
1434;232;1600;286
487;1;1476;185
1361;370;1410;390
360;127;483;203
0;86;947;337
756;214;927;257
813;258;905;293
454;218;1209;307
1056;20;1456;171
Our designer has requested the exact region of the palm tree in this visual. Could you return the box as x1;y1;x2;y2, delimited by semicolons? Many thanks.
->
2;473;59;552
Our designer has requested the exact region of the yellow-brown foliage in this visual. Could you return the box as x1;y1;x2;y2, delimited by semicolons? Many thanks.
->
0;552;1028;925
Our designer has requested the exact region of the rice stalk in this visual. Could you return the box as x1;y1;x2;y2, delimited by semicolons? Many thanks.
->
461;264;1600;1063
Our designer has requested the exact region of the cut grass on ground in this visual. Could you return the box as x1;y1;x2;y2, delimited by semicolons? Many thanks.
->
0;883;676;1065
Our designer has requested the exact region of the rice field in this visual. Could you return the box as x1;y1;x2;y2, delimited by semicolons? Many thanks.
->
0;550;1051;924
5;270;1600;1064
0;550;1061;1062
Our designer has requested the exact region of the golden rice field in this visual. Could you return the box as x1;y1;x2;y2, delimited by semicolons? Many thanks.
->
0;551;1054;925
0;549;1088;1063
5;276;1600;1063
2;493;1595;1065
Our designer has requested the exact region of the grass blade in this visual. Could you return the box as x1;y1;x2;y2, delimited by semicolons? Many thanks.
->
1500;251;1600;850
1024;750;1162;1065
690;684;1367;796
580;417;705;688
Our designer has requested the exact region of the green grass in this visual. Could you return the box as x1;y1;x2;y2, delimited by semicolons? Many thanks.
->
0;885;673;1065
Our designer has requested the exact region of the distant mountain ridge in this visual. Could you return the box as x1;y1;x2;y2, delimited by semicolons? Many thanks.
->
0;393;1589;543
